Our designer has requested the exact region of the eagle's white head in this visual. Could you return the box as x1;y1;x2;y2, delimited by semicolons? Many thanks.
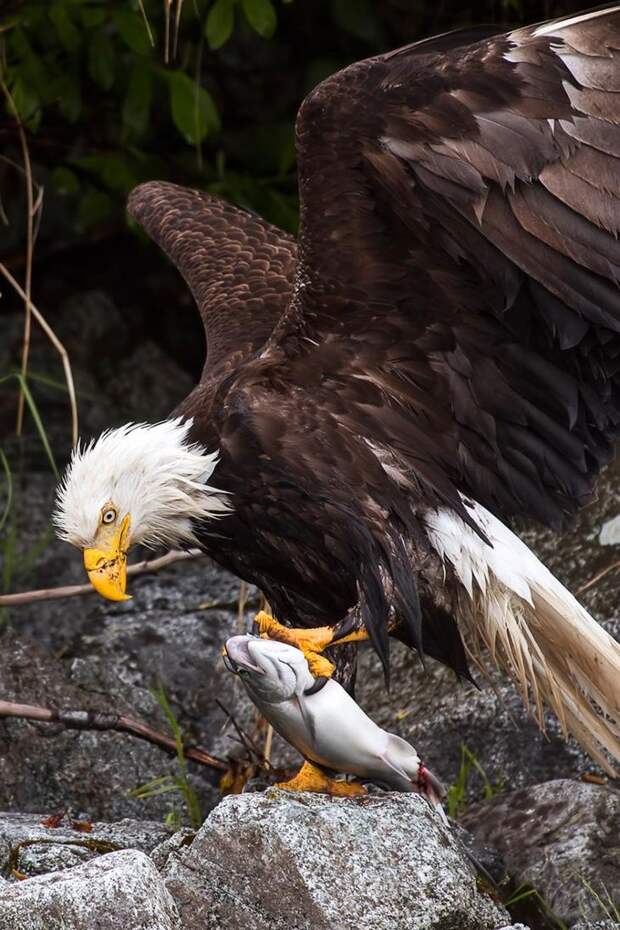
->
54;418;229;601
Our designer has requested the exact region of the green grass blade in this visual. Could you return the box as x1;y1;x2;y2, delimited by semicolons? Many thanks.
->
0;450;13;534
12;373;59;478
25;371;69;392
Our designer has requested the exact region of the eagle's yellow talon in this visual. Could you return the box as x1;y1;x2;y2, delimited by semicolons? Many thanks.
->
254;611;337;678
307;652;336;678
277;760;367;797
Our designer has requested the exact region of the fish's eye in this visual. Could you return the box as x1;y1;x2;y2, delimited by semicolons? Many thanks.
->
101;507;117;525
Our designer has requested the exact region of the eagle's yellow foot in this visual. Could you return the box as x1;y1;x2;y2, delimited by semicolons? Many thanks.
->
276;760;367;797
254;611;337;678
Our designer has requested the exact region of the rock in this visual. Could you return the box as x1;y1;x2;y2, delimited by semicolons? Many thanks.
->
448;821;506;886
163;789;509;930
572;923;620;930
0;634;204;822
0;811;169;879
149;828;196;872
461;779;620;928
0;849;180;930
107;340;195;426
599;514;620;546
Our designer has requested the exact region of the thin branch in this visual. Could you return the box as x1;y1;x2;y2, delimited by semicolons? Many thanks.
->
164;0;173;63
0;548;203;606
197;595;260;613
173;0;184;60
1;79;38;438
236;579;248;631
216;698;269;768
0;264;78;447
0;699;227;771
576;559;620;595
263;723;273;766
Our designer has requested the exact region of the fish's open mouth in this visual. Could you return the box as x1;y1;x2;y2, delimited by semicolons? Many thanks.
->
223;635;265;675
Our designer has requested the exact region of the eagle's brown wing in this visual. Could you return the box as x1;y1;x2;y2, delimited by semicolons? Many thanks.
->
277;6;620;529
128;181;296;392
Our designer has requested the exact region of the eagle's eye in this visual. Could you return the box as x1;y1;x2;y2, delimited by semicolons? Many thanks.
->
101;507;117;525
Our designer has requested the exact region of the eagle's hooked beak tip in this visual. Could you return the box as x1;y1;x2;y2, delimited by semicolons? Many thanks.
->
83;514;132;602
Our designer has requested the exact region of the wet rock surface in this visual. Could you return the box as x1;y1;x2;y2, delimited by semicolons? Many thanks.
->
162;789;509;930
573;923;620;930
0;811;169;879
461;779;620;927
0;631;221;822
0;849;180;930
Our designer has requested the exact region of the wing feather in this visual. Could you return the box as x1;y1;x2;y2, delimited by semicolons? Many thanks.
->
277;8;620;527
128;181;296;393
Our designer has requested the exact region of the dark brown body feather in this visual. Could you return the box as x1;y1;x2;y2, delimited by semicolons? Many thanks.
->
128;8;620;684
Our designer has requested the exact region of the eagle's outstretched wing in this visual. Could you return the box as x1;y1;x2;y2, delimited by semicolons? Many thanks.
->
279;6;620;529
128;182;296;390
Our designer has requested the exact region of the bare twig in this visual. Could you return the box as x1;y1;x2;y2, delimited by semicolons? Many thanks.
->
0;79;37;439
164;0;173;62
216;698;269;768
263;723;273;766
0;264;78;447
173;0;184;60
0;548;203;606
0;699;227;771
576;560;620;595
198;595;260;613
236;580;248;631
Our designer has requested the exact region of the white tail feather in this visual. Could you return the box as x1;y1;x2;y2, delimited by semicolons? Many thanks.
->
425;499;620;776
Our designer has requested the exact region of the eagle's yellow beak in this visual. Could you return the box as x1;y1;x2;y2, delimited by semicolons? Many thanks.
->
83;514;132;602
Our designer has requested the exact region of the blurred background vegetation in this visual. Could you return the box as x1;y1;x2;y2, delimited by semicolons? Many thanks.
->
0;0;602;600
0;0;596;240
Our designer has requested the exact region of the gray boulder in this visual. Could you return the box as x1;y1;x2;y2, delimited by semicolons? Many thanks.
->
0;849;180;930
461;779;620;927
572;923;620;930
163;789;509;930
0;811;169;879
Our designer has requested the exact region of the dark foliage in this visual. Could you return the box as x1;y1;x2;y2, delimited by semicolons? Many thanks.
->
0;0;596;244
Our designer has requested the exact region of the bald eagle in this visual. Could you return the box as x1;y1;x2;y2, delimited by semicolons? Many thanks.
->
55;6;620;792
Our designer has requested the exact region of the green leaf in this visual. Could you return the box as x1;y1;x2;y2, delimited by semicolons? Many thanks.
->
54;72;82;122
75;153;138;193
52;165;80;196
113;9;151;55
8;78;41;131
206;0;235;50
123;65;152;137
89;30;115;90
50;3;81;52
77;187;113;229
80;7;106;28
241;0;276;38
8;27;53;103
331;0;382;44
168;71;220;145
